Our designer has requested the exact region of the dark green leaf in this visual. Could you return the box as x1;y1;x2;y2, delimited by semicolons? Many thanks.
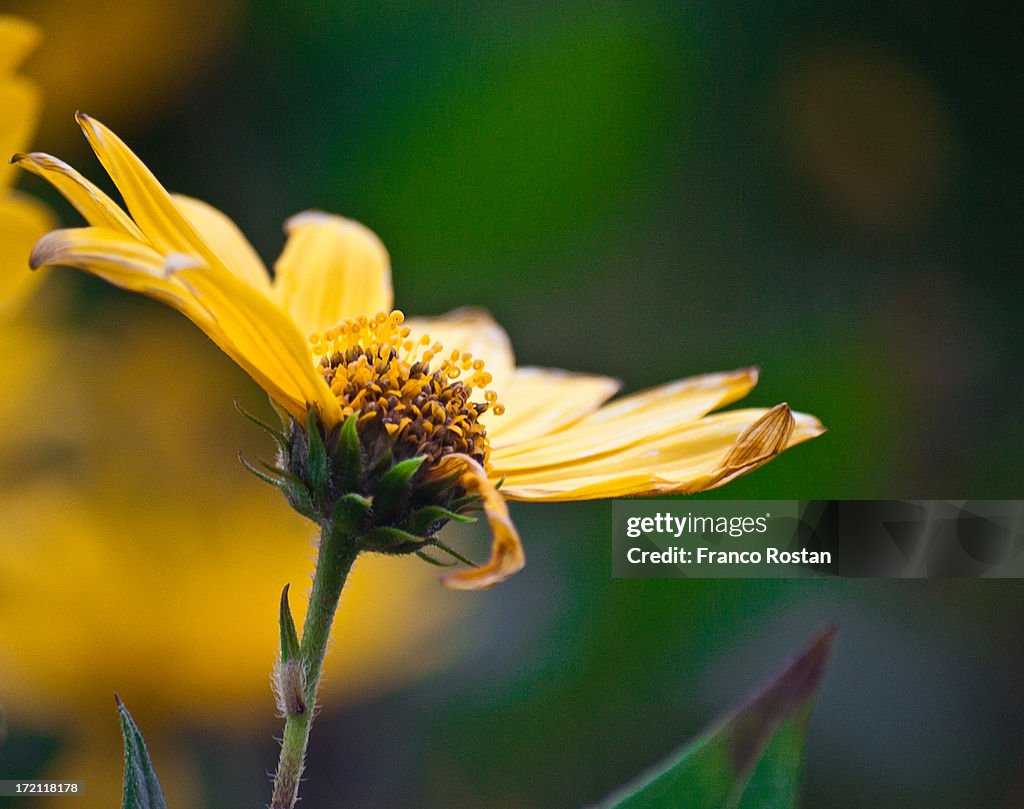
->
596;625;836;809
116;696;169;809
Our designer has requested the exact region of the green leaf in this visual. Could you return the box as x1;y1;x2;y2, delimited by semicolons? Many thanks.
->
116;695;169;809
279;584;300;664
596;625;836;809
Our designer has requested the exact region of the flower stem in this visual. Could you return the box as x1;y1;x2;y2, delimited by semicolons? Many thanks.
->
270;524;360;809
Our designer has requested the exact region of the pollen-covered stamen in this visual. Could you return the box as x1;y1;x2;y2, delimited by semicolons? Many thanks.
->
309;310;502;465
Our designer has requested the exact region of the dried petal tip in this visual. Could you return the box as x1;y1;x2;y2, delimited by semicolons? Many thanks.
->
714;402;795;485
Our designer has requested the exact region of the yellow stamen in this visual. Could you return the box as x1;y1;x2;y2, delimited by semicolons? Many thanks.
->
309;310;503;465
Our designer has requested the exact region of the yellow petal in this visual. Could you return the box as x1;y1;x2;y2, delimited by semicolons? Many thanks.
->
75;114;252;284
273;211;392;335
496;405;824;501
0;192;56;314
27;227;307;417
405;307;515;396
12;152;143;238
170;262;341;424
173;194;271;293
0;16;41;74
0;77;40;191
28;226;207;319
490;368;759;470
429;453;525;590
485;366;621;448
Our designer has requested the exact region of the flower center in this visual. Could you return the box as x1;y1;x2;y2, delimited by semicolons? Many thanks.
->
309;310;502;466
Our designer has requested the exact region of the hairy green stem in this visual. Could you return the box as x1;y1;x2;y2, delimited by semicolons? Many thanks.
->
270;524;360;809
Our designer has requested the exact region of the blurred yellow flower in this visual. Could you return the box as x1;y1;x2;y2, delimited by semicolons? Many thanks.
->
9;0;238;138
0;16;54;314
19;115;825;589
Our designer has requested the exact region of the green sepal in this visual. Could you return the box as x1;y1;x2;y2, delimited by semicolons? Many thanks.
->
333;413;362;490
116;695;169;809
233;399;288;452
448;492;484;512
260;461;310;492
279;584;300;664
373;456;427;521
361;525;427;551
404;504;477;536
304;409;330;507
430;539;479;568
254;462;315;520
331;492;372;534
414;550;458;567
238;453;285;488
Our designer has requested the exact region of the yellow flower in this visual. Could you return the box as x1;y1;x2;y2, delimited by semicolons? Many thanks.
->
18;116;825;589
0;16;55;314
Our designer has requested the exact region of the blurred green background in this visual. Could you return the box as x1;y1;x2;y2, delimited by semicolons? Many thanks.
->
3;1;1022;807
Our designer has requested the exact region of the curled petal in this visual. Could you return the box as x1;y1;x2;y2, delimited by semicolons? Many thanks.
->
429;453;525;590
